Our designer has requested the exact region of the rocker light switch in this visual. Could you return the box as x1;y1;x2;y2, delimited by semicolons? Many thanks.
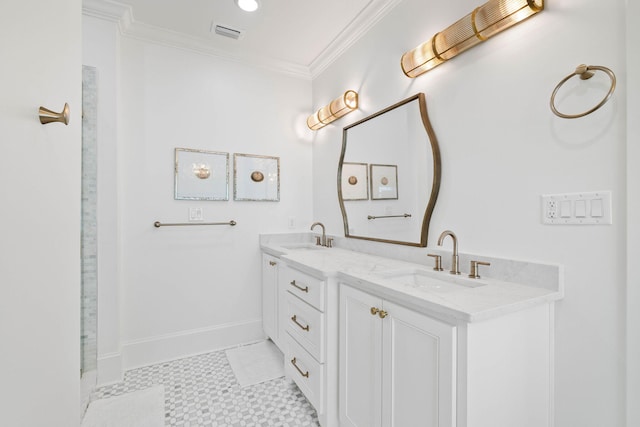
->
574;200;586;217
560;200;572;218
189;207;204;221
591;199;604;217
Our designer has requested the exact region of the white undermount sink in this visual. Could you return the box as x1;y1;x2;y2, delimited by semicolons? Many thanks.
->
379;268;487;292
280;243;326;250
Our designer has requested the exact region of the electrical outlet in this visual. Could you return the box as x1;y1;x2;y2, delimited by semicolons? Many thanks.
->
287;217;296;229
546;200;558;218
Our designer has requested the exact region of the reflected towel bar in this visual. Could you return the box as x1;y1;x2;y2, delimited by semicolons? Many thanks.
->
367;213;411;220
154;220;237;228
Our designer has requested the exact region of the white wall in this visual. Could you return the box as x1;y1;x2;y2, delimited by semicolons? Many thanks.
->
311;0;627;426
626;0;639;424
0;1;82;426
113;37;313;368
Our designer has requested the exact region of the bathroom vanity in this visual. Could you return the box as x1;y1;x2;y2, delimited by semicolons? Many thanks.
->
260;233;563;427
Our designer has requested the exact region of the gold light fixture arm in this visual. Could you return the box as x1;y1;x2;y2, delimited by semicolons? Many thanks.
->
39;103;70;125
550;64;616;119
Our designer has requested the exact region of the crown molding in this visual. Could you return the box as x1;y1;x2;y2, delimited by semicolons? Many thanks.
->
308;0;404;79
82;0;311;79
122;20;312;79
82;0;401;80
82;0;131;24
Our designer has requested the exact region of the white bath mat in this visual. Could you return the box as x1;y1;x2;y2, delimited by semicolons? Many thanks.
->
81;385;165;427
225;340;284;387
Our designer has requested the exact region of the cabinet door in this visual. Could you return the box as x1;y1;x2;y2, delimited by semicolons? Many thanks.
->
340;285;383;427
262;254;279;346
381;300;456;427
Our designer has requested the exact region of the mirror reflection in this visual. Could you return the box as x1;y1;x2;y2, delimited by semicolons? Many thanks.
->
337;93;441;246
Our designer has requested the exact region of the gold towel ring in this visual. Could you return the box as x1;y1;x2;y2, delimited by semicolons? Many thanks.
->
550;64;616;119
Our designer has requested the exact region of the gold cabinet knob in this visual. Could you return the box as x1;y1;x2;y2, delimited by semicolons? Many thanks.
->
269;261;277;266
370;307;380;316
378;310;388;319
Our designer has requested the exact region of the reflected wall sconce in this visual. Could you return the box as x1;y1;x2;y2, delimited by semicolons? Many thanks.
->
401;0;543;78
307;90;359;131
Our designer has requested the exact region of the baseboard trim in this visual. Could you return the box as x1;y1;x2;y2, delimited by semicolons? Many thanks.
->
122;319;265;371
96;352;123;386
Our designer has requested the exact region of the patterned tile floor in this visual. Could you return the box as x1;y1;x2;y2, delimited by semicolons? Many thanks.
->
92;345;320;426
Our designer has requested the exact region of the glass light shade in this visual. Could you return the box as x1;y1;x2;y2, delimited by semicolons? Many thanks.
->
475;0;543;39
330;90;359;120
401;36;446;78
306;112;324;130
401;0;543;78
306;90;359;131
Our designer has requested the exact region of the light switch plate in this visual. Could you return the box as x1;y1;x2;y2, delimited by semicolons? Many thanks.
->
541;191;612;225
189;207;204;222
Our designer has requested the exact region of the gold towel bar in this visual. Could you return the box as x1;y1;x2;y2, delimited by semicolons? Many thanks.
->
154;220;236;228
550;64;616;119
367;213;411;220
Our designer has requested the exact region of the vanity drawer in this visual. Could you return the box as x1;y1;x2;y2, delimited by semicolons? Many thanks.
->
286;292;325;363
283;267;325;311
285;332;324;412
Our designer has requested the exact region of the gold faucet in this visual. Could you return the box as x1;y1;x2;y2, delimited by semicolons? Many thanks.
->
310;222;326;247
437;230;460;275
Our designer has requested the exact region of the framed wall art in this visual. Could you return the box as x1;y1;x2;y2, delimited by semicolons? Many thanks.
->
233;153;280;201
370;164;398;200
174;148;229;200
341;162;369;201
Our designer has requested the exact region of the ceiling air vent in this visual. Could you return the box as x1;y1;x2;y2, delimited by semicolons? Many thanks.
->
212;23;243;40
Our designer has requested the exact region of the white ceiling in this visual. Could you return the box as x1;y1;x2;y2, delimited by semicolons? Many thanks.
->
85;0;401;78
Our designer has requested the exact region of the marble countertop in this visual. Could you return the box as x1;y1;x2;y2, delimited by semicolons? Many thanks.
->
260;234;563;323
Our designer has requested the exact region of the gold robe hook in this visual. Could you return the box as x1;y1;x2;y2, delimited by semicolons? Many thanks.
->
39;103;70;125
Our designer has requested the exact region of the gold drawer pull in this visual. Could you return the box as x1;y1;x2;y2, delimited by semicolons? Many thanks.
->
291;315;310;332
290;357;309;378
269;261;277;266
370;307;380;316
290;280;309;293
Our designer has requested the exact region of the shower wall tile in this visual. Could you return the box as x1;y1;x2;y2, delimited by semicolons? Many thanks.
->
82;65;98;374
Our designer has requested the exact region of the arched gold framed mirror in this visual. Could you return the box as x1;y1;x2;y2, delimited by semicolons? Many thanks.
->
337;93;441;246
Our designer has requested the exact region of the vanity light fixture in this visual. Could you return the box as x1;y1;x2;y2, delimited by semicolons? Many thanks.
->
307;90;359;131
401;0;543;78
235;0;259;12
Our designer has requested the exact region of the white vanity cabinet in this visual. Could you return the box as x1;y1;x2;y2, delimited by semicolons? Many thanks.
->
339;284;456;427
339;282;554;427
261;253;281;348
280;263;340;427
260;235;559;427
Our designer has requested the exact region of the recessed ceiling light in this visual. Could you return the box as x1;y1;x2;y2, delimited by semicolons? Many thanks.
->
235;0;259;12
